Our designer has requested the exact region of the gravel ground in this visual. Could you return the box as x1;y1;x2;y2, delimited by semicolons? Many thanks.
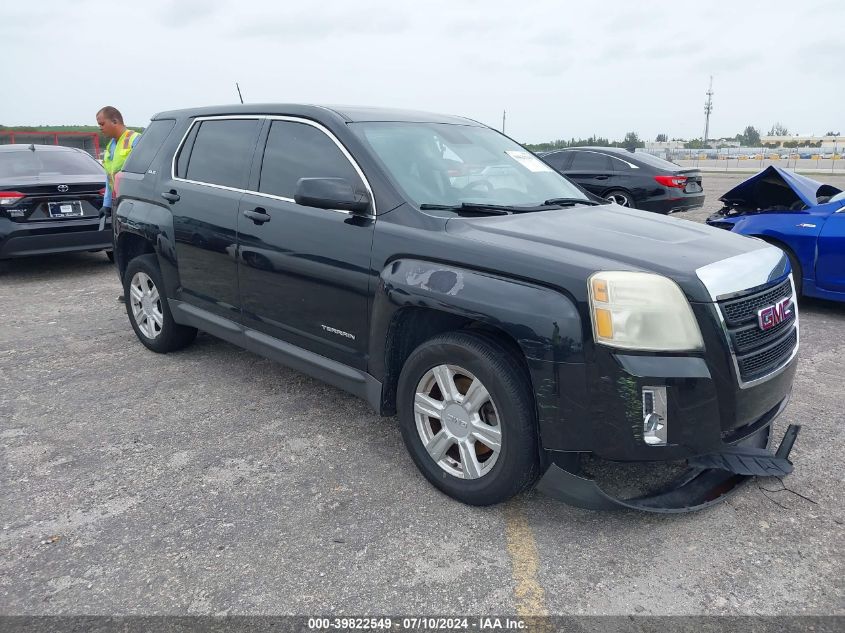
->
0;173;843;617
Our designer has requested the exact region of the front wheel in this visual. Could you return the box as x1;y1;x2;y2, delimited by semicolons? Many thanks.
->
785;249;803;298
397;332;540;506
124;254;197;353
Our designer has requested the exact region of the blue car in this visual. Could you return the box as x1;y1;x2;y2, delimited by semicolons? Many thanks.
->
707;166;845;301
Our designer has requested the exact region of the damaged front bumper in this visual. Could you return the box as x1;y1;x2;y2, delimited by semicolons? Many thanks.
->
536;423;800;513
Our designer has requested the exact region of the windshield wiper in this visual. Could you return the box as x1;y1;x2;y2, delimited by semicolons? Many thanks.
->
419;203;512;216
543;197;602;206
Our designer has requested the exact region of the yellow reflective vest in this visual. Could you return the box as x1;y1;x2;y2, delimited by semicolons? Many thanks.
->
103;129;139;191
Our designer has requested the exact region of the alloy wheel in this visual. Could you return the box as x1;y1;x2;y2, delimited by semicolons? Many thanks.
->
413;364;502;479
605;192;631;207
129;272;164;339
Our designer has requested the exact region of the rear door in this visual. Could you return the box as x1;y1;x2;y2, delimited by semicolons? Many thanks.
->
815;208;845;292
237;118;375;369
164;117;262;321
564;150;615;194
542;151;572;173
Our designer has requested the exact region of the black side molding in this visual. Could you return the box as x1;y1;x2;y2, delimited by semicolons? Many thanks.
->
689;424;800;476
169;300;383;411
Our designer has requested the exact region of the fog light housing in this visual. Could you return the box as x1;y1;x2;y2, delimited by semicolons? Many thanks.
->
642;386;668;446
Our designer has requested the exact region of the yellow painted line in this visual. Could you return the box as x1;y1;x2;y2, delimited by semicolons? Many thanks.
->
503;502;549;619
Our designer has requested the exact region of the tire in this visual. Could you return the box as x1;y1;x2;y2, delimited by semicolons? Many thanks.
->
760;239;803;297
105;250;115;263
396;331;540;506
604;189;635;208
784;248;803;298
123;253;197;353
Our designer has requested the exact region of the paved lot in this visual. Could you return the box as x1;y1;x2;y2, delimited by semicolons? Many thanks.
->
1;173;843;616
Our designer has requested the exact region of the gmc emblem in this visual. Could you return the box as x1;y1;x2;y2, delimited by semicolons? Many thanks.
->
758;297;792;331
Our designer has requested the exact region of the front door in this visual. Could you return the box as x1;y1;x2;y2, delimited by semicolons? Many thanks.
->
816;208;845;292
237;118;375;370
166;117;262;320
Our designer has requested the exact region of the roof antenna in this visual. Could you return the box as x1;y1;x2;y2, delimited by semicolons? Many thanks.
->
236;82;244;104
29;144;35;152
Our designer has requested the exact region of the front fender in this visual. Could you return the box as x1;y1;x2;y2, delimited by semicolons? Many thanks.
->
370;258;589;449
729;213;821;273
371;258;585;368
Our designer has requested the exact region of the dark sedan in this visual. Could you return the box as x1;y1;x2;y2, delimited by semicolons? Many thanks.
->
0;144;111;260
539;147;705;213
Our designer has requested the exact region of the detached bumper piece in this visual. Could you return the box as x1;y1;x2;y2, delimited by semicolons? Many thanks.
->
536;424;801;513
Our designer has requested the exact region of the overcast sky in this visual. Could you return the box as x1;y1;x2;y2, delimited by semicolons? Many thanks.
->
4;0;842;142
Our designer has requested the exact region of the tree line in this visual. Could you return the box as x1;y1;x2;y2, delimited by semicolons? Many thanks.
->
525;123;841;152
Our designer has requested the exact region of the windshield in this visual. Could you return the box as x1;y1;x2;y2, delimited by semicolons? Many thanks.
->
352;122;589;208
0;149;103;179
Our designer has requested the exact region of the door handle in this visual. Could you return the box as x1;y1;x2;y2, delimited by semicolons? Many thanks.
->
595;175;609;180
161;190;180;203
243;208;271;224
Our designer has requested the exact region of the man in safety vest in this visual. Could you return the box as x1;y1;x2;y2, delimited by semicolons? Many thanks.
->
97;105;139;215
96;105;139;301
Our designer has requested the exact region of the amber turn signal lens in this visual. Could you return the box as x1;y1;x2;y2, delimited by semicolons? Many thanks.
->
592;278;609;303
595;308;613;338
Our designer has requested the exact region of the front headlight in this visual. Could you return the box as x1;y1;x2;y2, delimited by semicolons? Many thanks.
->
588;271;704;352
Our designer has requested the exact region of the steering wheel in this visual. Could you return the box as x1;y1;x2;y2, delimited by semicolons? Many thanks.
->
459;180;495;193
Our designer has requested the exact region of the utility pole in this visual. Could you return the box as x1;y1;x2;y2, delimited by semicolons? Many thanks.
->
502;110;506;135
703;76;714;147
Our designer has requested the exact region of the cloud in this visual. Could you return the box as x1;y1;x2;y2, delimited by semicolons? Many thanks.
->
155;0;226;26
229;5;409;42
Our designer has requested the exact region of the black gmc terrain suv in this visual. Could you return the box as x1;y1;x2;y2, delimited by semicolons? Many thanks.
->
111;105;801;512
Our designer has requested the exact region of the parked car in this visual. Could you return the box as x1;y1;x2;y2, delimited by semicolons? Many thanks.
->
112;104;801;512
707;166;845;301
538;147;704;213
0;144;110;260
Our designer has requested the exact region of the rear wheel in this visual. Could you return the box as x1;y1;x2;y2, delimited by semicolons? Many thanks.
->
396;332;540;506
124;254;197;353
604;189;635;208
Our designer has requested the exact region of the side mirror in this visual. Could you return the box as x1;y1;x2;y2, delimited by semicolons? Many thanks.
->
294;177;371;214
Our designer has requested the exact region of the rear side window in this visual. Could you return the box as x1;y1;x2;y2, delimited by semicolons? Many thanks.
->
258;120;363;199
609;156;634;171
0;150;102;178
122;119;176;174
182;119;260;189
569;151;612;171
543;152;571;170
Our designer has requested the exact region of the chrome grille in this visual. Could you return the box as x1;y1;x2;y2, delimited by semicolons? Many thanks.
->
721;278;792;326
731;311;795;353
736;329;798;382
717;277;798;385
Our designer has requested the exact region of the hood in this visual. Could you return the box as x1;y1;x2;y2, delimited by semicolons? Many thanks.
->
719;165;842;209
445;203;776;302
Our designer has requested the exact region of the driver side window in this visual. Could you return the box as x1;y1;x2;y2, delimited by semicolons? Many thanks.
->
258;121;363;200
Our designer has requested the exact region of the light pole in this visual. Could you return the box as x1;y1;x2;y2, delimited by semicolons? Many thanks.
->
703;76;714;147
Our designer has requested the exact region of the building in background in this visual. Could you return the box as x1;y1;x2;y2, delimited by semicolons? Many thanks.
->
760;134;842;150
